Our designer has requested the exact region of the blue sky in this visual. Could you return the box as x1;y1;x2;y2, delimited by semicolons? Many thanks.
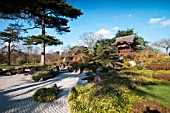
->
0;0;170;53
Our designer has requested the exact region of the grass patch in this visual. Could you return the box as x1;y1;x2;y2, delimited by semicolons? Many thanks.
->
0;63;41;69
133;83;170;107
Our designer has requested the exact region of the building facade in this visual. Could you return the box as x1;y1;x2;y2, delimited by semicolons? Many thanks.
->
113;35;136;54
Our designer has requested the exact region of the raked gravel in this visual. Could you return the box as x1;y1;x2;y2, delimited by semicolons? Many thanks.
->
0;72;88;113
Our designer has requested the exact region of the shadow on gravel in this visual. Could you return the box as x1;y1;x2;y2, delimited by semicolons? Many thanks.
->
0;72;88;113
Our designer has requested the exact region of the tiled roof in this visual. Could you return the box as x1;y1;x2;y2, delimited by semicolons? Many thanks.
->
114;35;136;46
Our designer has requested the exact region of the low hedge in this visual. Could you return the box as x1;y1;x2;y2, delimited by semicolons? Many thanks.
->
33;87;59;102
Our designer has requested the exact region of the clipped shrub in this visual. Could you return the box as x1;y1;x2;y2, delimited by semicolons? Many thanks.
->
32;70;55;82
70;62;79;70
99;67;109;73
136;65;143;70
131;100;170;113
33;87;59;102
124;53;135;60
18;60;26;65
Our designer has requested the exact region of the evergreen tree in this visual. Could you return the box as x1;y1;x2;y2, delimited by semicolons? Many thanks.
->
96;45;104;58
0;24;23;65
93;38;116;55
0;0;83;65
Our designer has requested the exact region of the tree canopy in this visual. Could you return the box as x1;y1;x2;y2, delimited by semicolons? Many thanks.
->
0;24;23;65
93;38;116;55
80;32;103;53
0;0;83;65
24;35;63;46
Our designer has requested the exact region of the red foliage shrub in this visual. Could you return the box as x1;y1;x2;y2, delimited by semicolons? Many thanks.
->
131;100;170;113
153;74;170;82
148;63;170;71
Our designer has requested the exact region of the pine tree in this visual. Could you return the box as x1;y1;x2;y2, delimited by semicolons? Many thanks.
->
96;45;104;58
0;24;23;65
0;0;83;65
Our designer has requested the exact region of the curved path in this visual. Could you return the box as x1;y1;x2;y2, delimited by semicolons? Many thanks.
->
0;72;88;113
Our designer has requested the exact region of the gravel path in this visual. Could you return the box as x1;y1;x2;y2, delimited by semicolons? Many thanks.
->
0;73;88;113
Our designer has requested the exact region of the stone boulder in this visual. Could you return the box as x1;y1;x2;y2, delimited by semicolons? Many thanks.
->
94;75;103;82
106;62;114;69
129;60;136;66
29;67;36;74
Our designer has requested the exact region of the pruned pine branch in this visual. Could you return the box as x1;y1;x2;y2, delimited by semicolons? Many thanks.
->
23;35;63;46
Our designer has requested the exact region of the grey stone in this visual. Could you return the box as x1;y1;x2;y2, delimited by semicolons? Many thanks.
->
29;67;36;74
5;71;12;76
129;60;136;66
49;69;54;76
38;77;43;82
106;62;114;69
94;75;103;82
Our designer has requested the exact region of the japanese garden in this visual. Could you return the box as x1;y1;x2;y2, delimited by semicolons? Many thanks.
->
0;0;170;113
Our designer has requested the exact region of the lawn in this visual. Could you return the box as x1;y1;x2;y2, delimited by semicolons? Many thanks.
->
0;63;40;69
133;83;170;107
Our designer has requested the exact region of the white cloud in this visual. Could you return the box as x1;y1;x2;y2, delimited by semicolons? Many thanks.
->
96;29;112;35
128;14;132;17
148;17;165;24
161;19;170;27
95;29;113;38
112;26;119;30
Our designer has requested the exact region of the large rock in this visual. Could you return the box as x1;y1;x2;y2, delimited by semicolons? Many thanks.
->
56;65;60;72
5;71;12;76
82;75;95;82
96;67;102;73
106;62;114;69
94;75;103;82
17;67;25;74
49;69;54;76
38;77;43;82
29;67;36;74
129;60;136;66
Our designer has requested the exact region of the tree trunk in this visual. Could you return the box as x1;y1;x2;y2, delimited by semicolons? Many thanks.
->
166;47;169;55
41;42;45;66
41;16;46;66
7;42;11;65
